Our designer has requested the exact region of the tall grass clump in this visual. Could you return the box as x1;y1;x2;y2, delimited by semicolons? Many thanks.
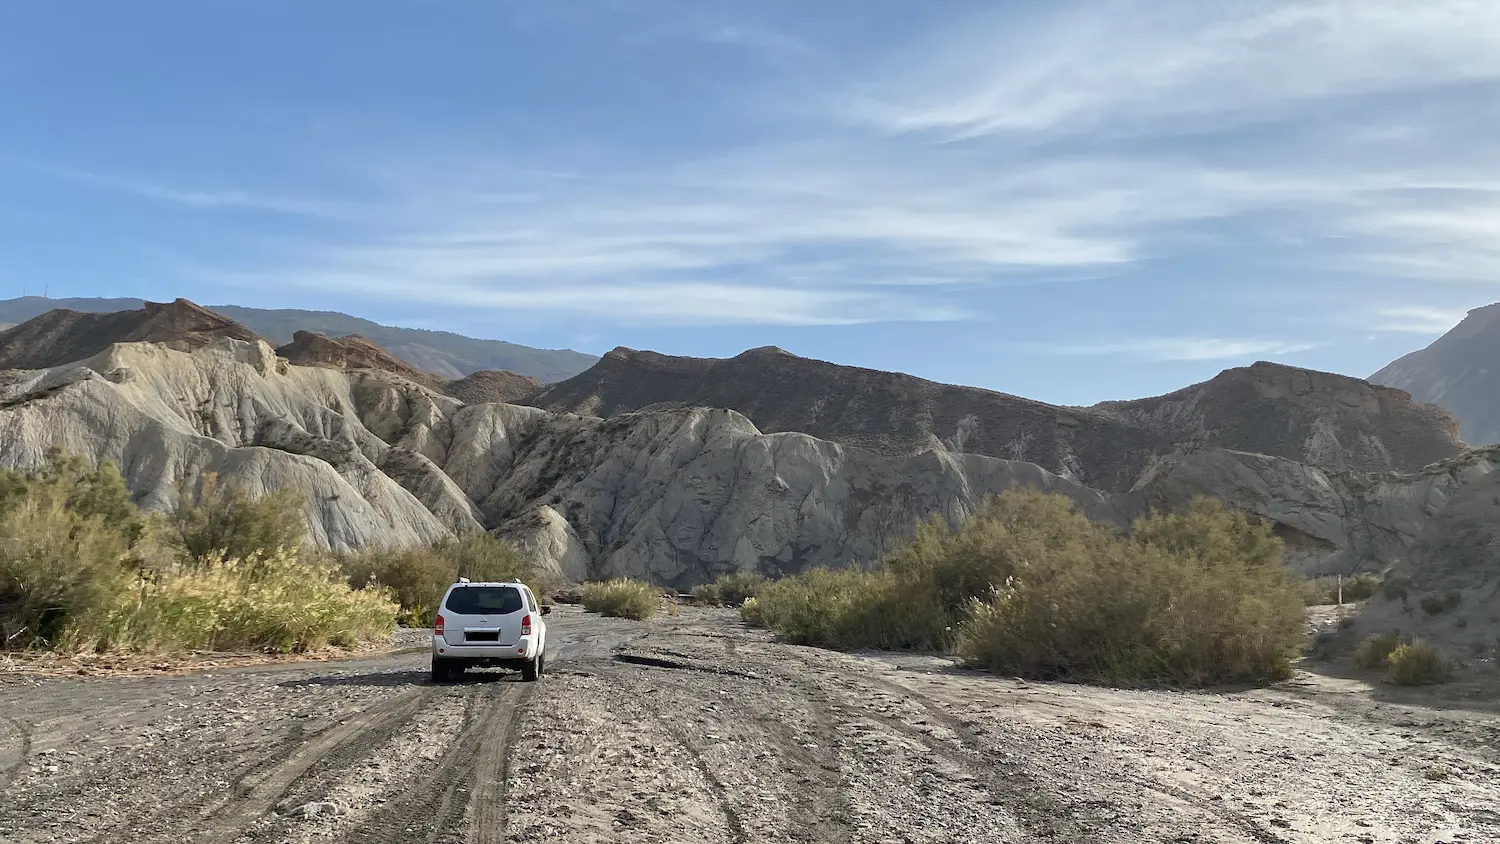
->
0;450;396;654
70;550;396;653
582;579;659;620
693;571;768;607
745;490;1308;687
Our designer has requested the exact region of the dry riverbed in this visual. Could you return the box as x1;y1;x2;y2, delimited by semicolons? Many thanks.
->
0;606;1495;843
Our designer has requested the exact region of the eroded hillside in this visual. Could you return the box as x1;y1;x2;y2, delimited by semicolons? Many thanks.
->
0;337;1491;588
530;346;1465;492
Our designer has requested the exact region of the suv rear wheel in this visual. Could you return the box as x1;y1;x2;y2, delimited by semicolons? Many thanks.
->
522;653;544;682
431;657;457;684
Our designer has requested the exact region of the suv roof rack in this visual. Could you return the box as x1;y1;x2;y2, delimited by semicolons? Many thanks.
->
457;576;471;584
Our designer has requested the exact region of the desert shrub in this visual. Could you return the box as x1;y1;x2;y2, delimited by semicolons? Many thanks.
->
1382;576;1412;603
744;567;950;650
438;534;560;594
1419;590;1462;616
0;450;156;648
1300;573;1382;605
582;579;659;620
69;550;396;653
340;534;556;625
1386;640;1451;686
959;496;1302;686
1353;632;1403;669
339;546;455;626
692;571;768;607
0;450;396;653
169;473;305;566
747;491;1306;687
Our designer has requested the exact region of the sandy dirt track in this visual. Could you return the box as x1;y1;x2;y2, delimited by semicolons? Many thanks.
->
1;606;1496;844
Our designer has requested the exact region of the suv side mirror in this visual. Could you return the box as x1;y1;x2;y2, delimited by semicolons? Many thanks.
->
541;604;553;615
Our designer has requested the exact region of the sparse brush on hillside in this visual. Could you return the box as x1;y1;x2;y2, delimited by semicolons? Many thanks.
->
0;449;395;653
692;571;768;607
744;490;1307;687
1299;573;1382;606
1353;632;1404;669
1386;640;1452;686
582;579;659;620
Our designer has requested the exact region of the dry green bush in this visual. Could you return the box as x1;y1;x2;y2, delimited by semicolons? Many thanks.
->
168;473;306;566
339;546;454;626
692;571;768;607
740;567;949;650
1300;573;1382;606
69;550;396;654
1352;632;1403;669
0;450;395;653
747;490;1306;687
582;579;659;620
1386;640;1451;686
1419;591;1462;616
0;452;142;648
339;534;557;625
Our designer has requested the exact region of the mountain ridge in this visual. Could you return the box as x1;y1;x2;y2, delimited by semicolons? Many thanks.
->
530;345;1466;492
1370;302;1500;446
0;296;597;383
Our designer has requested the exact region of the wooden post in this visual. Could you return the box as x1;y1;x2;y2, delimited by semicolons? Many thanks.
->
1337;573;1344;607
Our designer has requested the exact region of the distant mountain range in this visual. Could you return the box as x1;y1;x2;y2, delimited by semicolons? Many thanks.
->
1371;303;1500;446
0;297;597;383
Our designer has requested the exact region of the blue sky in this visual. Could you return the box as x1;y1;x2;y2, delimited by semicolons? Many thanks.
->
1;1;1497;405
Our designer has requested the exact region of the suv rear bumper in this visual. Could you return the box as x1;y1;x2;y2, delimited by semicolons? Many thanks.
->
432;635;539;660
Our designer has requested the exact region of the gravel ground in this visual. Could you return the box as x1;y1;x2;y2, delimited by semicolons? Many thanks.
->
1;605;1496;843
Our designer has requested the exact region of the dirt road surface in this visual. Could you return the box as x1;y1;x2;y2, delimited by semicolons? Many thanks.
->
1;606;1496;844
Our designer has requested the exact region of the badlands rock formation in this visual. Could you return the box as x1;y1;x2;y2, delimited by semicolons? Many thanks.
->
1372;301;1500;447
0;339;1130;586
0;323;1486;587
0;298;261;370
531;347;1464;491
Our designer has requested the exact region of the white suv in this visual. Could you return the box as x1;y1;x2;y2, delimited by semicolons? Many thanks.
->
431;579;550;683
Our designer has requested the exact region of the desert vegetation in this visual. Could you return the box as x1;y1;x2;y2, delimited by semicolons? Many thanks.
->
338;534;559;626
1300;572;1382;606
1353;632;1453;685
742;490;1308;687
0;449;395;654
692;571;768;607
582;578;660;620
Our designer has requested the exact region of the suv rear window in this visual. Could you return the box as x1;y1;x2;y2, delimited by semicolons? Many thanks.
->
444;586;524;615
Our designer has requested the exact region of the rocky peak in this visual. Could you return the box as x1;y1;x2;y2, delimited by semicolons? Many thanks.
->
0;298;263;371
276;331;418;374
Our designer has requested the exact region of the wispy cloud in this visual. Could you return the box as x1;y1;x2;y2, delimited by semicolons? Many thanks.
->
43;166;354;220
844;0;1500;140
35;0;1500;331
1020;337;1321;362
1372;307;1468;334
194;268;968;326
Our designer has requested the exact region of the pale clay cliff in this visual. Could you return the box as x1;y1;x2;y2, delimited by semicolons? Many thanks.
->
0;339;1487;587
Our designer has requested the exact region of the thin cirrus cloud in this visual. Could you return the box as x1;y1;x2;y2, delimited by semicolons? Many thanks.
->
1020;337;1323;363
40;166;356;221
843;0;1500;139
1372;307;1469;334
30;0;1500;334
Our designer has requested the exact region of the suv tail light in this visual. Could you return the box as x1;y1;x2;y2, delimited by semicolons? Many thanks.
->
434;614;445;635
520;614;532;636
